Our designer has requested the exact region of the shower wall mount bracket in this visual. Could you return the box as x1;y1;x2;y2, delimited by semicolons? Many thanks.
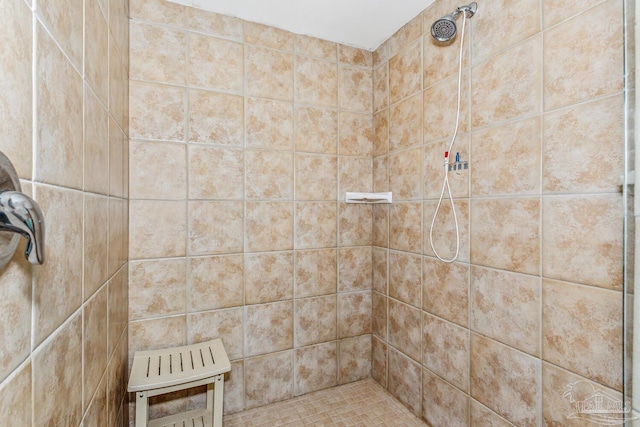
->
0;151;45;268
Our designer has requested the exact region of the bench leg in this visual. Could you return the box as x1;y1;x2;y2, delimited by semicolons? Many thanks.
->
135;390;149;427
212;375;224;427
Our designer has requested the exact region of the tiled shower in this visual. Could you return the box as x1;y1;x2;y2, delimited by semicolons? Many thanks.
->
0;0;626;426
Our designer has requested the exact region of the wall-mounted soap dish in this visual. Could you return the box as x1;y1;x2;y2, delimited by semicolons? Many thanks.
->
345;192;392;204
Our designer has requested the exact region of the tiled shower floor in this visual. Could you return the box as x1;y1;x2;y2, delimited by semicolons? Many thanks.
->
223;378;427;426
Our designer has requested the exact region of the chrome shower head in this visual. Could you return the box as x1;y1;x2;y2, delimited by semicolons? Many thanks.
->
430;2;477;42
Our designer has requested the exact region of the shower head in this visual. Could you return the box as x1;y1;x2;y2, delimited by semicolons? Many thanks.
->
431;2;477;42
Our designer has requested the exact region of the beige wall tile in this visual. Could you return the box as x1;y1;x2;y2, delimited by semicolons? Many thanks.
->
372;291;387;340
188;145;244;199
244;22;293;51
471;35;542;128
542;279;622;390
188;254;243;311
472;117;541;196
189;89;244;146
389;251;422;307
390;93;423;152
338;45;372;67
246;97;294;149
83;287;108;413
388;14;422;58
129;259;186;320
33;186;83;346
84;374;107;426
109;34;128;130
542;361;623;426
129;21;186;85
339;335;371;384
130;0;186;26
388;299;421;362
372;247;388;294
471;334;541;426
129;80;186;141
373;203;389;247
543;95;623;194
129;315;187;356
107;266;128;357
374;63;389;113
471;198;540;275
245;351;293;409
108;198;128;275
390;201;423;253
246;302;293;356
36;24;83;189
84;88;110;194
295;154;337;200
109;118;127;198
84;195;109;298
424;135;470;199
130;200;186;259
388;347;422;416
245;251;293;304
372;336;388;388
187;308;244;360
33;314;82;426
0;0;32;180
294;106;338;154
223;361;245;414
339;203;372;246
389;147;422;200
294;295;336;346
339;65;373;113
389;40;422;105
543;0;623;110
339;156;373;198
543;0;608;28
295;34;337;61
423;73;470;146
423;258;468;327
374;109;390;157
471;0;541;63
38;0;83;69
246;201;293;252
85;0;109;104
295;249;337;298
294;201;337;249
246;46;293;101
338;247;373;293
339;112;373;156
471;266;540;356
295;56;338;107
424;198;470;263
187;8;243;40
295;342;337;394
338;291;372;338
129;140;187;199
542;194;622;290
189;33;244;93
423;368;470;427
189;200;244;255
373;40;389;67
470;400;514;427
246;150;293;199
0;249;31;383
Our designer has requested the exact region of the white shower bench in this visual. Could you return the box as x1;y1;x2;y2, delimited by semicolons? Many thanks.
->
127;338;231;427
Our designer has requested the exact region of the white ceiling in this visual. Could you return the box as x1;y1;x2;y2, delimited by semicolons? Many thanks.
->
168;0;436;51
